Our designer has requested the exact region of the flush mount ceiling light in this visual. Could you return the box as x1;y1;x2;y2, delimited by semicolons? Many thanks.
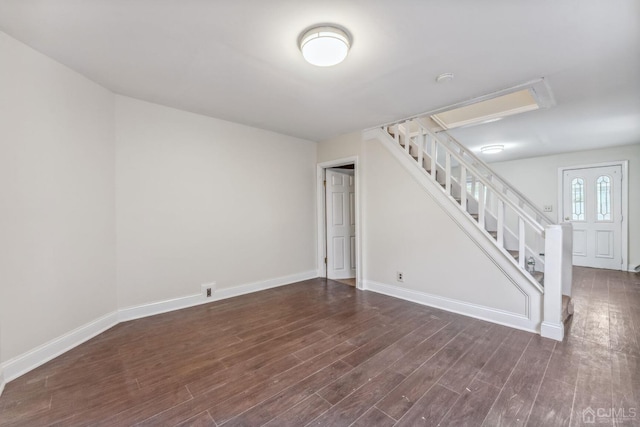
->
299;25;351;67
480;145;505;154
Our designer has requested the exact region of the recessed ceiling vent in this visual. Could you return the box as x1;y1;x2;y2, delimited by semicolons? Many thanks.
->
431;79;555;130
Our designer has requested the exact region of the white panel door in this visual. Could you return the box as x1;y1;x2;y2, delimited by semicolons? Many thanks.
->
562;165;622;270
326;169;356;279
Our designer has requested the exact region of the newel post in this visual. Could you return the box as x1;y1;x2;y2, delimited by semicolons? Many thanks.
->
541;223;573;341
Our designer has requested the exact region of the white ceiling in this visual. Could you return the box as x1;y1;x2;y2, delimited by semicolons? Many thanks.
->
0;0;638;161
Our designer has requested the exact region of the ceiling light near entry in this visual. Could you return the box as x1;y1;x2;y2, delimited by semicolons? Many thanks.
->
299;26;351;66
480;145;504;154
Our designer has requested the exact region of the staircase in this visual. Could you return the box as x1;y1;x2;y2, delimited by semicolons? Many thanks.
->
368;117;573;340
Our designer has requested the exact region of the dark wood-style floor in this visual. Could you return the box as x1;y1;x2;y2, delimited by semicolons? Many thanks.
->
0;267;638;426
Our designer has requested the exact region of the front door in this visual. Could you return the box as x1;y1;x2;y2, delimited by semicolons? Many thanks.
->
326;169;356;279
562;165;623;270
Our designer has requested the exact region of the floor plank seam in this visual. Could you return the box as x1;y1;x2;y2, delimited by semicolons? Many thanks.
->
437;381;462;397
211;338;359;425
523;341;556;426
303;393;335;426
314;392;333;406
373;405;397;422
435;385;467;425
479;335;532;426
570;346;585;427
184;385;193;399
392;320;472;384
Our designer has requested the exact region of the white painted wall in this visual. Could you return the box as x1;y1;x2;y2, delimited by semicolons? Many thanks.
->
0;32;117;363
317;131;362;163
115;96;317;308
490;144;640;269
317;132;530;317
0;32;318;385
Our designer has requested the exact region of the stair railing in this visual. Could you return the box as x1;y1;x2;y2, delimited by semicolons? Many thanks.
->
385;118;546;288
417;118;553;228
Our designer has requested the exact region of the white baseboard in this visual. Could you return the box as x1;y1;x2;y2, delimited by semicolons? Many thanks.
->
363;280;538;334
119;269;317;322
212;270;317;301
118;293;205;322
541;321;565;341
628;264;639;273
0;270;317;395
1;312;119;384
0;366;5;396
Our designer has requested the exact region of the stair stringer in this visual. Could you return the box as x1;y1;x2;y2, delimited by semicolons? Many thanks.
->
363;127;543;333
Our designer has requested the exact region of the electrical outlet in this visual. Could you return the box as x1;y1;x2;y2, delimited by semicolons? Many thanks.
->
543;205;553;212
201;282;216;298
397;272;404;282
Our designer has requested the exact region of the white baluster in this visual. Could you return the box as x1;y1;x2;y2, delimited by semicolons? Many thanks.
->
404;122;410;154
445;152;451;195
497;199;505;248
394;123;399;145
518;217;526;268
460;166;467;210
431;138;437;179
417;127;424;168
478;182;485;229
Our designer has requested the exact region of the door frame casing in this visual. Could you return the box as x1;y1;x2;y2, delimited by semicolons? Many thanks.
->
317;156;362;289
557;160;629;271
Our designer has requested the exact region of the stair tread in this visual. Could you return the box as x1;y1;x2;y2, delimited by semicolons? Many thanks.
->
507;249;520;260
532;271;544;284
